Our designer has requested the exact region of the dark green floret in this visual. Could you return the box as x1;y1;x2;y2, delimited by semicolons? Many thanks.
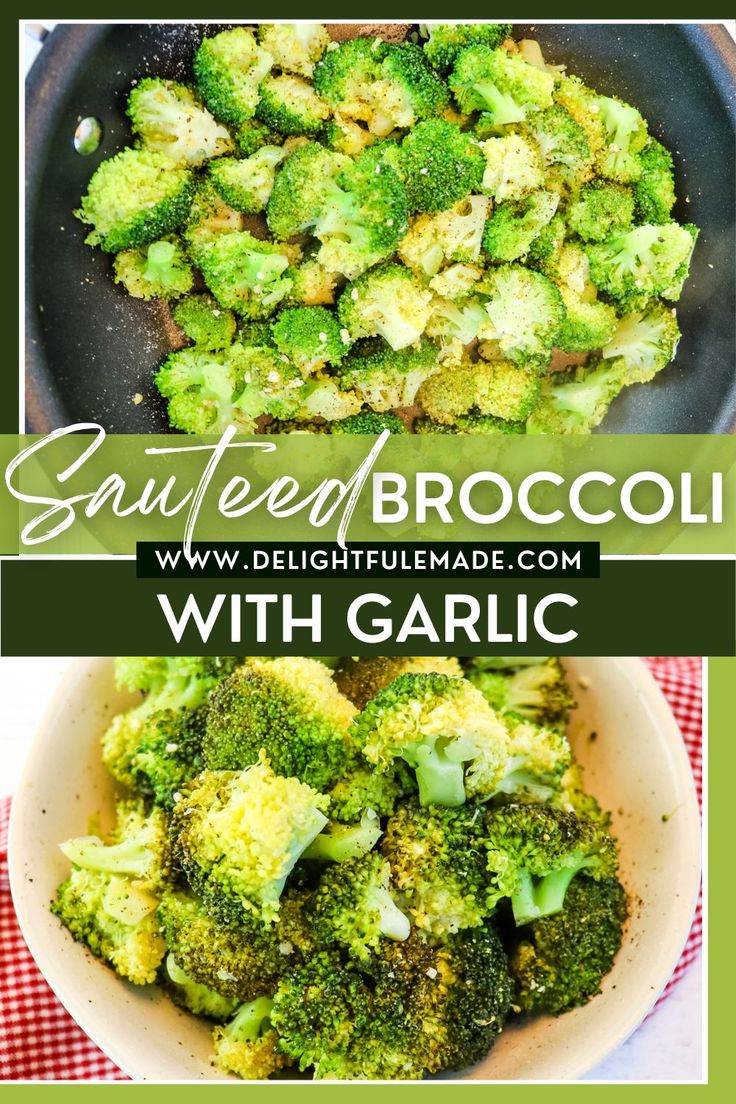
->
422;23;513;73
271;306;349;375
331;410;407;434
194;27;273;127
172;293;237;351
307;852;410;961
633;138;677;224
397;119;485;213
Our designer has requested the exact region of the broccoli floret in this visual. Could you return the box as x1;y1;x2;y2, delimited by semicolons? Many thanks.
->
323;117;378;157
295;376;363;422
256;74;330;137
480;134;544;203
397;119;485;213
127;77;234;167
327;764;409;822
351;672;509;807
595;96;649;183
257;23;331;79
203;657;355;790
158;887;311;1001
567;181;635;243
464;656;551;671
449;45;554;125
524;105;593;191
477;264;565;367
102;657;237;786
453;412;526;435
633;138;677;224
208;146;289;214
284;251;342;307
418;358;541;425
491;715;572;801
213;997;292;1079
422;23;513;73
162;954;239;1021
154;346;255;434
426;295;488;361
553;75;606;157
509;875;626;1014
75;147;194;253
313;39;448;137
557;293;619;354
382;798;490;935
171;759;329;925
308;853;410;961
587;222;698;309
334;654;463;710
113;237;194;301
183;179;245;264
271;306;349;376
468;658;575;729
484;803;619;925
601;300;680;383
129;707;206;808
526;212;566;273
482;190;560;263
428;262;484;300
399;196;490;278
553;762;612;829
526;358;628;434
335;337;440;411
194;28;274;128
52;801;169;985
172;293;237;351
304;807;383;862
338;263;433;351
198;230;293;317
331;410;407;434
234;117;284;157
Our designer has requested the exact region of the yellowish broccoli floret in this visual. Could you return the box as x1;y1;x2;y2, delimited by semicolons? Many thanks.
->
398;197;490;279
113;238;194;301
257;23;331;79
481;134;544;202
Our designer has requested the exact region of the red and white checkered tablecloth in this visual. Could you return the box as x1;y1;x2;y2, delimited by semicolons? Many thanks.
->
0;657;703;1081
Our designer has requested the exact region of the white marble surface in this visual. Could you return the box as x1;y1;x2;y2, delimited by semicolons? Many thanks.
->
0;657;703;1081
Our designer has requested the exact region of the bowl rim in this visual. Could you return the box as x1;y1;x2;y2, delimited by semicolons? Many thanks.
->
8;655;702;1082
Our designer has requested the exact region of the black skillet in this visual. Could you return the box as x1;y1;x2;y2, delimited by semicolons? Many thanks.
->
25;23;736;433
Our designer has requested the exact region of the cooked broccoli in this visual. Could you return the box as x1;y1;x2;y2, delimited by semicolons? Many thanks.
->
469;658;575;730
351;672;509;806
399;196;490;278
331;410;407;434
113;237;194;300
304;808;383;862
308;853;410;960
418;358;541;425
335;337;440;411
256;74;330;137
183;179;245;264
449;45;554;125
491;715;572;801
338;263;433;350
553;762;612;829
284;250;342;307
425;296;488;360
75;147;194;253
524;105;593;191
508;875;626;1014
464;656;551;670
296;376;363;422
567;180;635;243
257;23;331;79
480;133;544;202
595;96;648;183
197;230;293;317
484;803;619;924
482;190;560;263
526;359;628;435
203;656;356;790
267;142;348;238
557;293;619;354
601;300;680;382
323;117;378;157
477;264;565;368
154;346;256;434
234;117;284;157
587;222;698;309
633;138;677;224
313;38;448;137
157;886;311;1001
213;997;292;1079
129;707;206;808
382;798;490;935
553;75;606;157
397;119;485;213
422;23;513;73
52;801;169;985
172;293;237;351
327;764;409;822
428;262;484;300
334;654;463;710
171;758;329;925
162;954;239;1020
271;305;349;376
194;27;273;127
208;146;289;214
127;77;233;167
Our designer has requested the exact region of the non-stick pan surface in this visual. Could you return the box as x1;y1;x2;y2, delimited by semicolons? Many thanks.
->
25;22;736;433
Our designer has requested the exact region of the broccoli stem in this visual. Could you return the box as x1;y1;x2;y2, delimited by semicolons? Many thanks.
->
410;741;467;807
227;997;275;1043
144;241;178;287
303;809;382;863
369;886;411;942
495;760;555;801
511;866;582;926
59;836;153;878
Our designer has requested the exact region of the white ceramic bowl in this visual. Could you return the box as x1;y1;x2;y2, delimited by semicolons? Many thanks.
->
9;657;701;1082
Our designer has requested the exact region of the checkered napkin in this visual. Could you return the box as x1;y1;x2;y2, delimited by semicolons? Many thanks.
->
0;658;703;1081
